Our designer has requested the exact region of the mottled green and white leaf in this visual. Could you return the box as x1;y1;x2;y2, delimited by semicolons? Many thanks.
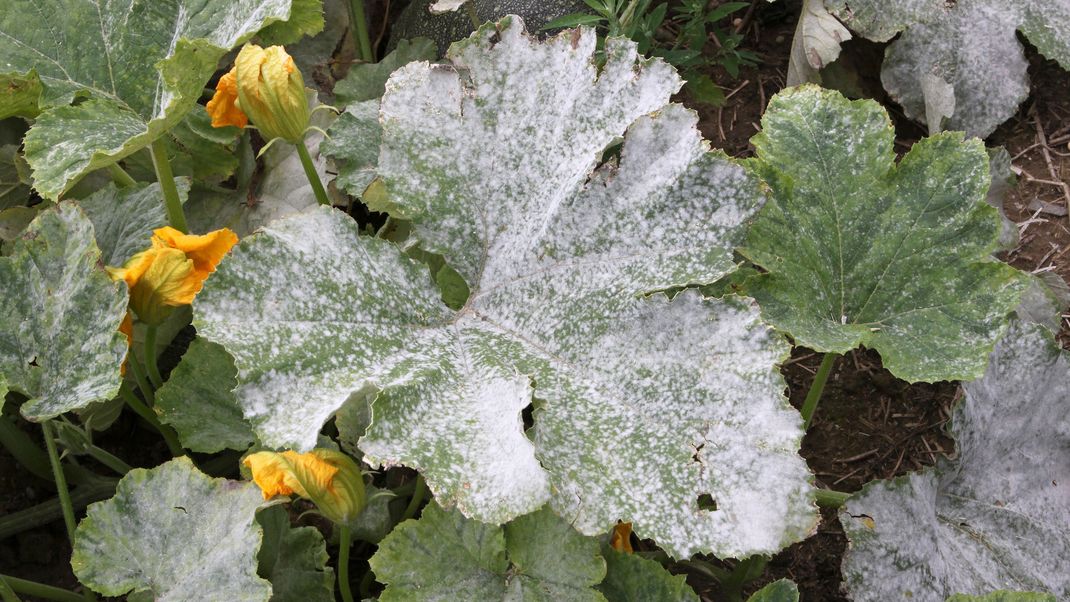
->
198;19;816;558
257;505;334;602
0;145;31;210
322;101;382;198
841;320;1070;601
747;580;800;602
946;593;1057;602
0;204;127;420
742;86;1027;382
72;457;272;602
825;0;1070;137
333;38;438;105
785;0;852;86
156;339;256;453
371;503;605;601
0;0;308;198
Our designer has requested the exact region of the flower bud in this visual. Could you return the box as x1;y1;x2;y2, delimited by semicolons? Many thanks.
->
234;44;310;144
244;449;367;526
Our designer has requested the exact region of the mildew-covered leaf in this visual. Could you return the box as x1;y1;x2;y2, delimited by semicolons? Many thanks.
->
321;100;382;198
430;0;470;14
946;593;1057;602
785;0;852;87
197;19;816;558
0;204;127;420
0;0;308;199
370;503;605;601
333;38;438;105
597;545;698;602
80;180;190;267
825;0;1070;137
71;456;272;602
257;505;334;602
840;320;1070;601
156;339;256;453
741;86;1027;383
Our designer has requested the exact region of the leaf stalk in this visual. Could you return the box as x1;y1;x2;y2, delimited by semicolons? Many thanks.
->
800;352;838;430
295;140;331;207
149;139;188;233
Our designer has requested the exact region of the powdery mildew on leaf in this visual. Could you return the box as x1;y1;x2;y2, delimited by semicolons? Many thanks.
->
370;503;606;601
0;203;127;420
825;0;1070;137
430;0;470;14
742;86;1027;383
71;457;272;602
840;321;1070;601
197;19;816;558
80;181;190;267
0;0;304;198
785;0;852;87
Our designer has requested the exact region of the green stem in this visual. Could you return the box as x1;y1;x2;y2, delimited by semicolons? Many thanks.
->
814;488;852;509
358;570;375;599
126;358;155;406
119;385;182;457
41;422;95;602
83;444;132;476
800;353;838;430
400;475;427;522
0;575;22;602
143;325;163;389
1;576;86;602
465;3;481;29
295;140;331;207
338;525;355;602
346;0;375;62
0;478;117;541
106;163;136;188
150;138;188;233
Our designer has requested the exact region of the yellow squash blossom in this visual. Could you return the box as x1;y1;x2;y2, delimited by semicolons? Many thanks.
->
610;522;633;553
108;227;237;325
207;44;310;143
205;69;248;129
244;449;366;526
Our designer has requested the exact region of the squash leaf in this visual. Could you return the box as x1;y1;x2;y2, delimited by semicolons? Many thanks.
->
840;321;1070;601
741;86;1027;382
257;505;334;602
196;19;817;558
0;0;311;199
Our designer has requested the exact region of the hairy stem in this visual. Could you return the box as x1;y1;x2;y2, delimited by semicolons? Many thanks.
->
296;140;331;207
83;444;133;476
401;475;427;522
126;356;155;406
106;163;136;188
814;488;852;509
0;575;85;602
346;0;375;62
42;423;95;601
143;325;163;389
338;525;355;602
800;353;838;430
150;138;188;233
118;384;182;457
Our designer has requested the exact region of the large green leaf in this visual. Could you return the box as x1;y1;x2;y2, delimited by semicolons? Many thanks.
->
741;86;1027;382
0;204;127;420
0;0;308;199
747;580;800;602
257;505;334;602
825;0;1070;137
71;456;272;601
332;38;438;105
840;320;1070;600
197;19;817;558
370;503;606;601
321;100;382;198
156;339;257;453
597;546;698;602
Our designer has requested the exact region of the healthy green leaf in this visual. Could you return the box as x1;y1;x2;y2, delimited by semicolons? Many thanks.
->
825;0;1070;137
597;546;698;602
333;38;438;105
72;456;272;601
747;579;800;602
197;19;817;558
370;503;606;601
0;204;127;420
741;86;1027;382
156;339;257;453
840;320;1070;601
0;0;308;199
257;505;334;602
80;180;190;267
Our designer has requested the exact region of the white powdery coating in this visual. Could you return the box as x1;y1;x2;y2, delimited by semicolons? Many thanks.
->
198;18;817;558
71;457;271;601
841;321;1070;600
429;0;469;13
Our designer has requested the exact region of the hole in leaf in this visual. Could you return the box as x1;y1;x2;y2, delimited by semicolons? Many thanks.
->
28;356;38;367
521;402;534;431
697;493;717;511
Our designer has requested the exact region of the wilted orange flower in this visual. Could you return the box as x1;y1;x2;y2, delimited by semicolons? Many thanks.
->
206;69;248;129
118;311;134;375
244;449;366;525
108;227;237;325
610;522;634;553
